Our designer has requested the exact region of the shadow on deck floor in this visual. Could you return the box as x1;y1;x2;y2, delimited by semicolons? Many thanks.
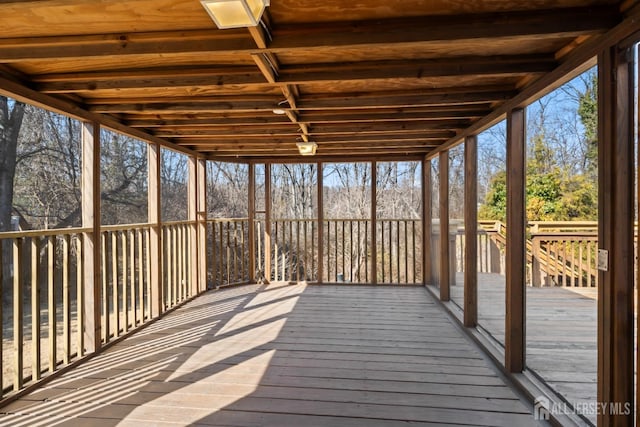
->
0;283;542;427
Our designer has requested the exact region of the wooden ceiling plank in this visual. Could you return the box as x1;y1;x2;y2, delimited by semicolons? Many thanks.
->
87;89;514;114
33;55;553;93
0;6;617;62
267;6;618;50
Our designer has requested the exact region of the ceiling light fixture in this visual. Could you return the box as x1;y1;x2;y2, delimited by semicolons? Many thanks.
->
273;99;289;115
200;0;269;29
296;141;317;156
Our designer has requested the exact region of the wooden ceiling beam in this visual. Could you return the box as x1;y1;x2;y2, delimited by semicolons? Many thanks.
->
174;133;454;145
308;121;469;134
34;55;553;93
122;104;493;124
268;6;618;50
87;90;513;114
0;6;617;62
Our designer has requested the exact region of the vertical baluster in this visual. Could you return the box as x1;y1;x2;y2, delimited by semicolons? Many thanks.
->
129;230;136;326
241;220;246;282
178;225;184;301
62;235;70;365
233;221;238;283
289;220;293;281
334;221;338;282
256;221;261;280
303;221;308;281
572;240;577;286
587;240;593;287
173;226;179;303
122;231;128;332
396;220;401;283
111;232;119;338
349;220;353;283
218;222;223;286
364;221;369;283
381;222;385;283
101;233;108;342
281;222;286;281
13;238;24;390
578;240;584;287
296;221;301;281
145;228;151;319
47;236;55;374
76;236;83;357
341;221;345;281
137;229;143;324
405;220;409;283
31;237;40;381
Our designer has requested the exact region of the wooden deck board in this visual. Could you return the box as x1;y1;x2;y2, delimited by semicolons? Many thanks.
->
0;283;541;427
450;273;597;424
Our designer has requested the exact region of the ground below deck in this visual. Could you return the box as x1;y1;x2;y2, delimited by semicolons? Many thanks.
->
0;283;541;427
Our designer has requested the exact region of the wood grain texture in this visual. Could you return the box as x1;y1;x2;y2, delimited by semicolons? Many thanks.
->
0;283;540;427
505;108;526;373
0;0;628;159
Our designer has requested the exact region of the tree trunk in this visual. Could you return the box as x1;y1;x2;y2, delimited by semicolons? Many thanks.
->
0;97;25;305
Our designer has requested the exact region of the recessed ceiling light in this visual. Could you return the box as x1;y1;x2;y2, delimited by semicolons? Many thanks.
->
200;0;268;29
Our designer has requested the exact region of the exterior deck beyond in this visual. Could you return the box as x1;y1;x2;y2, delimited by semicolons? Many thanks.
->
0;284;539;426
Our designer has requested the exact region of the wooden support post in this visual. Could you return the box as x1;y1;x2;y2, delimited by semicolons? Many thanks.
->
422;157;432;286
371;161;378;285
248;163;256;283
148;142;162;316
531;237;542;288
197;158;207;292
264;163;272;282
81;122;101;353
439;151;449;301
505;108;526;373
188;155;198;296
464;135;478;327
317;162;324;283
598;44;634;427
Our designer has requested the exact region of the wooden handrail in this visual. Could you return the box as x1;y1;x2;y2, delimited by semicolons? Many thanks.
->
0;227;90;239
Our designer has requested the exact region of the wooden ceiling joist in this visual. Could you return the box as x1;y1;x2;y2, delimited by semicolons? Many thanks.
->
0;6;617;62
34;54;555;93
0;0;630;160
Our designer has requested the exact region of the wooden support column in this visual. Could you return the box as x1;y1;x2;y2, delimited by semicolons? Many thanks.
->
317;162;324;283
598;44;634;427
187;156;198;296
439;151;449;301
248;163;256;283
422;157;432;286
371;161;378;285
505;108;526;373
196;158;207;292
148;142;162;316
464;135;478;327
81;122;101;353
264;163;272;282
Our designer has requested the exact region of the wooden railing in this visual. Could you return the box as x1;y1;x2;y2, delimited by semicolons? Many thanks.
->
101;224;152;343
453;220;603;288
376;219;422;284
207;218;249;287
531;233;598;287
324;219;369;283
162;221;195;307
0;219;200;400
255;218;422;284
0;227;88;396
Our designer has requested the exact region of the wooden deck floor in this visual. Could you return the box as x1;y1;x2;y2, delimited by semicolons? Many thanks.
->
0;283;542;427
450;273;597;425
